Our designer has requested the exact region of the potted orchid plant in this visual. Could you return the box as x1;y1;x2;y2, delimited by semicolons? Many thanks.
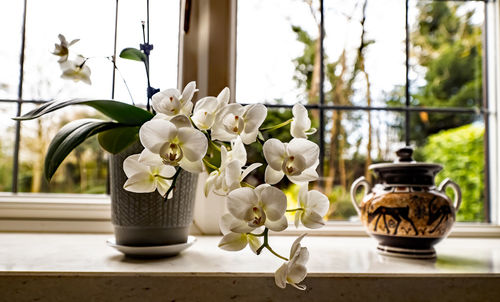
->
14;33;331;291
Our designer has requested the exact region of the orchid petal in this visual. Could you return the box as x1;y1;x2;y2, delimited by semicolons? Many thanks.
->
123;172;155;193
265;166;284;185
179;158;204;173
123;154;149;177
265;216;288;232
227;187;258;221
139;120;178;153
216;87;230;109
301;211;325;229
291;103;311;139
138;149;163;167
263;139;286;170
307;190;330;217
289;166;319;184
218;233;248;251
181;81;197;103
177;127;208;161
287;138;319;167
204;171;219;197
247;235;261;254
290;233;307;258
155;178;172;197
241;163;262;181
261;186;287;221
243;104;267;133
274;263;288;289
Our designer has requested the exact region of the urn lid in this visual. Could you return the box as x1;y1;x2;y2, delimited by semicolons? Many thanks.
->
368;147;442;186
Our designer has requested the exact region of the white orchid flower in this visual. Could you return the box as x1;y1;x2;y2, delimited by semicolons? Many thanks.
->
204;137;261;196
139;119;207;173
274;234;310;290
226;184;288;232
52;34;79;63
152;81;197;116
59;55;91;85
192;87;230;130
217;213;261;254
291;103;316;138
263;138;319;185
211;103;267;144
122;150;176;197
294;185;329;229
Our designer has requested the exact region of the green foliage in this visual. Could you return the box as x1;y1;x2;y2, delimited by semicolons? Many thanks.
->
421;124;484;222
44;119;123;180
97;126;140;154
15;99;154;126
119;48;146;62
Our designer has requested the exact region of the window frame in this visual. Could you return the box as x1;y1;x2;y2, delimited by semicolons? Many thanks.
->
1;0;500;236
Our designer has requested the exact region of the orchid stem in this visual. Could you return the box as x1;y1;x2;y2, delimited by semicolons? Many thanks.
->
107;56;135;105
286;208;304;212
255;228;288;261
260;118;293;132
164;168;182;202
203;158;219;171
241;182;255;189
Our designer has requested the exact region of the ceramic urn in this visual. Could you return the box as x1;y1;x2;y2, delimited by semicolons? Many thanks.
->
350;147;462;259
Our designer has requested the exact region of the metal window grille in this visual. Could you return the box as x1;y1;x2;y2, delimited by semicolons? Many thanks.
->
2;0;492;221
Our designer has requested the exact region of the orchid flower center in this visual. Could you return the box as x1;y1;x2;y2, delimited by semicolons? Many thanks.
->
248;206;266;227
223;114;245;134
282;155;306;176
159;142;183;166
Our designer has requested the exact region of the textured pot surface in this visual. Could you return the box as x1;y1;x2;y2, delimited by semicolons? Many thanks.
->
110;143;198;246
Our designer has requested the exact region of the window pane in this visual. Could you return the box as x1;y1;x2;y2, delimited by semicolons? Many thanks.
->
324;0;406;109
410;112;485;222
18;104;108;194
236;0;318;104
23;0;116;100
0;103;17;192
0;1;23;99
114;0;180;106
409;0;484;108
321;110;404;221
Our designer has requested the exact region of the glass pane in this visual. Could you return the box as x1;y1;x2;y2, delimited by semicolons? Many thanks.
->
410;112;485;222
0;1;23;99
409;0;484;108
23;0;116;100
324;0;406;109
18;104;108;194
114;0;180;106
322;110;404;221
237;0;318;104
0;103;17;192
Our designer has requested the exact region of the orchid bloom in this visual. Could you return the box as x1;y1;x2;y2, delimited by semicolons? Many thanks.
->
274;234;310;290
294;185;329;229
204;137;261;196
263;138;319;185
59;55;91;85
152;81;197;117
191;87;230;130
211;103;267;144
226;184;288;232
122;150;176;197
217;213;261;254
139;119;207;173
291;104;316;138
52;34;79;63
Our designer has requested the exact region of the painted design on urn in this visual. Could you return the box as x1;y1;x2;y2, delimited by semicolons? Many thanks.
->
427;196;452;234
367;205;419;236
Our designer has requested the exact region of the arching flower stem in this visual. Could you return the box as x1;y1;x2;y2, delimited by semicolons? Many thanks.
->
255;228;288;261
286;208;305;212
164;167;182;201
260;118;293;132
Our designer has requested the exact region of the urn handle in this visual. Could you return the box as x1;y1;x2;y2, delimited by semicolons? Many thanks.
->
438;178;462;211
350;177;371;214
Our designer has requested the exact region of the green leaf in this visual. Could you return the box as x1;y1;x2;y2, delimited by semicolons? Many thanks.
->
14;99;153;126
44;119;123;180
119;47;146;62
97;126;140;154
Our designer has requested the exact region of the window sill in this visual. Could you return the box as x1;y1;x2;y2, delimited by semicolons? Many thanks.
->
1;193;500;237
0;233;499;301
